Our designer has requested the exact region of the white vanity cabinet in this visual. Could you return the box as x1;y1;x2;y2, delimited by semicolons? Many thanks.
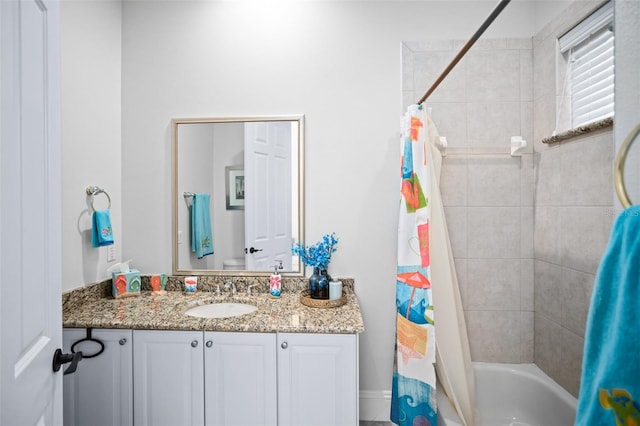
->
204;332;277;426
277;333;359;426
63;328;358;426
63;328;133;426
133;330;205;426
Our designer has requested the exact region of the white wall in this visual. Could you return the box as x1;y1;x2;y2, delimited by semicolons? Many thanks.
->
211;123;245;270
119;0;558;410
176;123;216;270
61;0;121;291
175;122;245;270
614;0;640;210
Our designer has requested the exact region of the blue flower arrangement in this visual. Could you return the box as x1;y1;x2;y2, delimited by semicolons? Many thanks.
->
291;233;339;269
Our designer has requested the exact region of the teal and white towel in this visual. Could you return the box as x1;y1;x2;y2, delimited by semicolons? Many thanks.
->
575;205;640;426
91;209;113;247
191;193;214;259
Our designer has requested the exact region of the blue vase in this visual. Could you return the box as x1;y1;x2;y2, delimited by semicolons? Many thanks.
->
309;267;331;299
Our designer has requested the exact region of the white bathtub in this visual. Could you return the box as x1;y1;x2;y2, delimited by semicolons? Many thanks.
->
437;363;577;426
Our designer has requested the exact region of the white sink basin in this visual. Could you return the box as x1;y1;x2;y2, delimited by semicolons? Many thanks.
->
185;303;257;319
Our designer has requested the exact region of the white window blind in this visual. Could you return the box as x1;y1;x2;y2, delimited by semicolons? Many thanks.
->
559;1;614;128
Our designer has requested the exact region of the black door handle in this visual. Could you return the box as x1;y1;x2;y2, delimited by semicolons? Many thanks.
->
52;348;83;375
245;247;263;254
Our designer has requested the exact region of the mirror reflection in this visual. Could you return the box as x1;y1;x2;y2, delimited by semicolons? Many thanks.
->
172;116;304;275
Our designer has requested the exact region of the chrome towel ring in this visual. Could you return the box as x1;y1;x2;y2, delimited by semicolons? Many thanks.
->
614;122;640;209
86;186;111;211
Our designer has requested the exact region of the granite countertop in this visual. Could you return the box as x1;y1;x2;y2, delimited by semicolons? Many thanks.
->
63;279;364;334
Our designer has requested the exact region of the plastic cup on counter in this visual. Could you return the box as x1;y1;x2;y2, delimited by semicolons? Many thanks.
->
184;276;198;294
329;280;342;300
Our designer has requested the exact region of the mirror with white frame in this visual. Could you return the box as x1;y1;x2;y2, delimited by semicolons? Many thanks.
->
172;116;304;276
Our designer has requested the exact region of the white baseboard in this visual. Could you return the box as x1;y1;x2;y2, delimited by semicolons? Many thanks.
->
359;390;392;421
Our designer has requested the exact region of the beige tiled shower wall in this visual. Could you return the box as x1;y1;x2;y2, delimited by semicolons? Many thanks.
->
402;38;536;364
403;0;615;398
532;1;614;397
533;133;613;397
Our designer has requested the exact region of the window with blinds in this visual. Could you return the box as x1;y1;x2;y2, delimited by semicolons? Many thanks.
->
559;1;614;128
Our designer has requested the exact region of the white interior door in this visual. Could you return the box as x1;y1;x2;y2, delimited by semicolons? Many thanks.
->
1;0;63;424
244;122;292;270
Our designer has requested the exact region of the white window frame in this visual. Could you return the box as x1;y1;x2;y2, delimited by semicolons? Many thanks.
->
558;1;614;129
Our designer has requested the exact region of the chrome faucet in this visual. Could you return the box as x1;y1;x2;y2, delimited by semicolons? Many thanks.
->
246;283;257;295
214;283;221;296
224;281;236;295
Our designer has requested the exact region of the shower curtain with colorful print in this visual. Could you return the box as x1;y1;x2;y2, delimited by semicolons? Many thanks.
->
392;104;437;426
392;104;477;426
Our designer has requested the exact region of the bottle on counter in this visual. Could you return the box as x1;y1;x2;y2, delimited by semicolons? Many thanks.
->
270;261;283;298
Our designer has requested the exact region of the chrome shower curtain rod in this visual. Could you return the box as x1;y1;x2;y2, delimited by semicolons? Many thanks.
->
417;0;512;104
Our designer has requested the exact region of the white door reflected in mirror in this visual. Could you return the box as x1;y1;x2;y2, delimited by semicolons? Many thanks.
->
244;121;293;271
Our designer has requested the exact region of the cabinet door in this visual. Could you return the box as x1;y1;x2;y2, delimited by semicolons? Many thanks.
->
204;332;277;426
133;330;204;426
277;333;358;426
63;328;133;426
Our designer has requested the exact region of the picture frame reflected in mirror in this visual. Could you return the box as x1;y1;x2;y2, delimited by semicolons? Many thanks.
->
225;165;244;210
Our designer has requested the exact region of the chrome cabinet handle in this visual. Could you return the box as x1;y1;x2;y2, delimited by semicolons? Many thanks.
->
281;341;288;349
206;340;213;348
191;340;199;348
119;338;127;346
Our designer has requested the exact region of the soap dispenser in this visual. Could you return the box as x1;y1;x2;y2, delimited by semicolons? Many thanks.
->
269;261;283;298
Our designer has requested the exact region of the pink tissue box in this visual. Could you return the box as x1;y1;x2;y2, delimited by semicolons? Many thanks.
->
111;269;141;298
